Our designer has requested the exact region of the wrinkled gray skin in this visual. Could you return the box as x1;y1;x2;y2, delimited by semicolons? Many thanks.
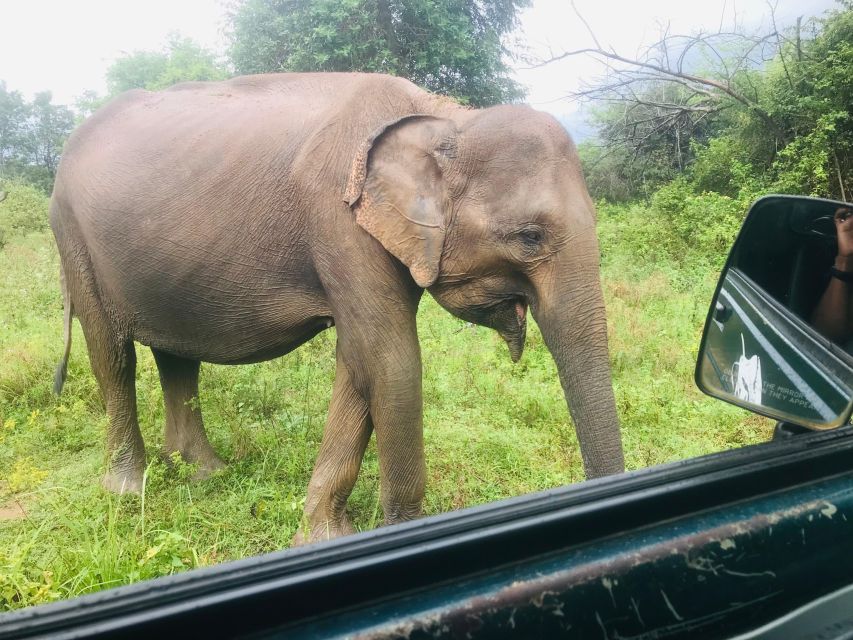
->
50;73;624;543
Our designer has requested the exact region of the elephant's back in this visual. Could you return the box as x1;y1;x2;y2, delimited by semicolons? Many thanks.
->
62;72;427;169
59;74;341;197
53;79;321;291
56;73;430;226
53;73;438;269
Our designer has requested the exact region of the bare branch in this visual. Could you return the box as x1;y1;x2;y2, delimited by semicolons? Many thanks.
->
528;6;788;141
570;0;602;51
767;0;795;91
539;46;760;111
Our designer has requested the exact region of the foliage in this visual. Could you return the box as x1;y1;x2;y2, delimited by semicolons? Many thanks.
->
689;135;761;198
22;93;75;189
579;81;731;202
758;4;853;198
577;142;638;204
0;178;50;249
652;181;752;266
769;111;848;196
0;84;74;193
579;4;853;205
106;35;228;95
73;90;105;122
5;458;48;493
593;189;742;275
227;0;528;106
0;83;28;168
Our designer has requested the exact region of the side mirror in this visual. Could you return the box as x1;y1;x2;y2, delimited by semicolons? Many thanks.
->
695;195;853;429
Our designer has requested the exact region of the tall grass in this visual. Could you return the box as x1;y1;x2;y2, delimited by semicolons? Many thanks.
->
0;197;768;610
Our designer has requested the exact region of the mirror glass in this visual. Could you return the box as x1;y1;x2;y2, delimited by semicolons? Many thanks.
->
696;196;853;429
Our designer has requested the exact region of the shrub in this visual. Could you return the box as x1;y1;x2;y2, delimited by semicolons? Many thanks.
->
654;182;748;267
596;179;751;273
0;179;50;248
769;111;849;197
689;136;758;198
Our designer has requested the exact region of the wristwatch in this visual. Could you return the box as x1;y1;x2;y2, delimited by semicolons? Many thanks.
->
830;266;853;283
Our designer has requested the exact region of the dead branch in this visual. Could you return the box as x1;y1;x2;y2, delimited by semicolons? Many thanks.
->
524;5;792;143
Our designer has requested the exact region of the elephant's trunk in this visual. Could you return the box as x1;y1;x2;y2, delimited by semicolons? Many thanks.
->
531;239;624;479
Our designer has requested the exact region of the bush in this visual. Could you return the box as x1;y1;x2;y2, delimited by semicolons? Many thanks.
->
769;111;849;197
656;181;749;266
596;179;750;272
689;136;759;198
0;179;50;249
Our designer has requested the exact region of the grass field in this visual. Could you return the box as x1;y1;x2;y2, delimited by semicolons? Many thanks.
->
0;204;770;610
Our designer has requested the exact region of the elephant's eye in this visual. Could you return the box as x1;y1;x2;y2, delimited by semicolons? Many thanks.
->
518;227;544;247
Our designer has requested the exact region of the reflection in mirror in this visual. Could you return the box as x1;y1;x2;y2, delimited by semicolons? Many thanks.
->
697;196;853;429
812;207;853;344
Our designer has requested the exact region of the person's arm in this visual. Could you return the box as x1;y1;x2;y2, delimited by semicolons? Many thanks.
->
812;208;853;342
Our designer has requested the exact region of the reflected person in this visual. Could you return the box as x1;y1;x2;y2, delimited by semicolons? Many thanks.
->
776;206;853;439
811;207;853;347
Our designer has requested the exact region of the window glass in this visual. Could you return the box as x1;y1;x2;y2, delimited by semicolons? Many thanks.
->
1;0;849;614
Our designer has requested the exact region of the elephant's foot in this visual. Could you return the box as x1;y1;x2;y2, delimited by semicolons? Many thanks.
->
190;454;226;482
291;516;356;547
102;467;144;494
163;443;226;481
382;502;423;526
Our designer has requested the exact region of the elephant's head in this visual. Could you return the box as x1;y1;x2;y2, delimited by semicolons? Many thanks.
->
345;106;624;479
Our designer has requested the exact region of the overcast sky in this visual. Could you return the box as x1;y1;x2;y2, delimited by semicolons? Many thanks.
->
0;0;839;119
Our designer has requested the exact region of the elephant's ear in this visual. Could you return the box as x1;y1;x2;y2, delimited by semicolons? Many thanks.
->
345;115;457;288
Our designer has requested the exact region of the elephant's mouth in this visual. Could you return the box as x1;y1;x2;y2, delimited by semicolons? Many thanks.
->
442;291;529;363
494;296;528;363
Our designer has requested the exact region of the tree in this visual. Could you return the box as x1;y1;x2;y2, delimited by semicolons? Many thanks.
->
540;3;853;202
24;92;75;183
0;84;74;192
763;4;853;199
532;3;788;146
107;51;170;95
74;89;106;121
0;82;28;169
106;35;228;95
578;81;730;201
227;0;528;106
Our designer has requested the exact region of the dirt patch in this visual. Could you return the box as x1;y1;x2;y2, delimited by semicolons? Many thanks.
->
0;500;27;520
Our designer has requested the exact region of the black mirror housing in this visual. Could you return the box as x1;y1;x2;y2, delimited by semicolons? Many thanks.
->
696;195;853;429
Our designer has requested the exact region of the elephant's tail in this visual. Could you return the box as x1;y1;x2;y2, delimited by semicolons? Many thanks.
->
53;265;73;396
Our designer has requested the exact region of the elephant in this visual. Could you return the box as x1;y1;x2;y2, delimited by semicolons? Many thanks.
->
50;72;624;543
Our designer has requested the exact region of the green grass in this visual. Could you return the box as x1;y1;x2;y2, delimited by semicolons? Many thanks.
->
0;207;769;610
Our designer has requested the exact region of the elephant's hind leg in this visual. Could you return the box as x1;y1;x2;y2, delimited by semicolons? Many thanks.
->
81;333;145;494
152;349;225;479
54;211;145;493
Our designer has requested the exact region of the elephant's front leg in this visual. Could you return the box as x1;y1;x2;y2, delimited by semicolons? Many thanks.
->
352;323;427;527
369;357;426;526
296;323;427;544
296;345;373;545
